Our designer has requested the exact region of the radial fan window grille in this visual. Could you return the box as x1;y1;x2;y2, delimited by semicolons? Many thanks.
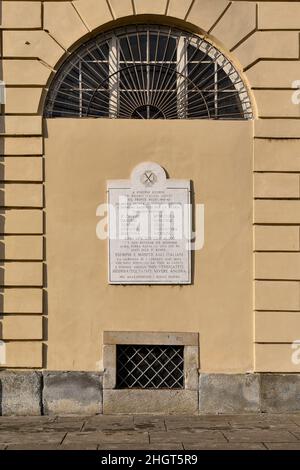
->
116;345;184;389
45;25;253;120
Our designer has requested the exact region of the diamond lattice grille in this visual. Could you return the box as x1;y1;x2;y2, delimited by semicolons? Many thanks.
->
116;345;184;389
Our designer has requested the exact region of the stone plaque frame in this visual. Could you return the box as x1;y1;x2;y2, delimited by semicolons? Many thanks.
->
107;162;192;285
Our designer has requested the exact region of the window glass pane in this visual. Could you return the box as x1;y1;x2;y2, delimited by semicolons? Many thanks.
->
188;63;215;90
152;35;176;61
83;90;109;116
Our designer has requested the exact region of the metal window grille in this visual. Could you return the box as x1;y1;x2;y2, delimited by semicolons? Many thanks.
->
45;24;253;120
116;344;184;389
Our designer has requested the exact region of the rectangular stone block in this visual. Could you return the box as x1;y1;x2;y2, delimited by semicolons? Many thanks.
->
254;119;300;139
0;371;42;416
103;389;198;414
1;315;43;340
257;90;300;118
1;116;42;136
254;173;300;199
255;253;300;280
43;372;103;415
255;226;300;252
3;31;64;67
1;137;43;156
259;2;300;30
5;88;42;114
254;139;300;171
235;31;299;68
255;344;300;373
103;345;116;390
4;235;43;260
3;60;51;87
0;2;42;29
3;262;43;286
255;281;300;311
1;288;43;313
2;157;43;182
4;184;43;208
255;200;300;224
103;331;199;346
2;209;43;234
255;312;300;343
260;374;300;413
248;61;300;88
4;341;43;368
199;374;260;414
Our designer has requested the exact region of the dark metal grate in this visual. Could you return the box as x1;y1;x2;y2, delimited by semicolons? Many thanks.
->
44;24;253;120
116;344;184;389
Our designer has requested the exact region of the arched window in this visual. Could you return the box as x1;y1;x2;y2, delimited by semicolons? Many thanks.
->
45;24;253;120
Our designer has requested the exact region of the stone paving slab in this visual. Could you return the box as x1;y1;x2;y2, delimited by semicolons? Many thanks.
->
149;430;227;444
0;432;66;445
63;431;149;445
0;415;300;450
265;442;300;450
224;430;298;443
97;444;184;450
184;443;267;450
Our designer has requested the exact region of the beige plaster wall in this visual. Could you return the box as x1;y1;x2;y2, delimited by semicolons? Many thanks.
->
0;0;300;372
44;119;253;373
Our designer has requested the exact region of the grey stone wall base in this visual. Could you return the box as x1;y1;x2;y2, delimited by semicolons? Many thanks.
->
0;371;42;416
199;374;260;414
42;372;103;415
1;371;300;415
260;374;300;413
103;390;198;415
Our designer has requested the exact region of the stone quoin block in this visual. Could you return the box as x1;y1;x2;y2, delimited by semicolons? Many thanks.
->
0;371;42;416
43;372;103;415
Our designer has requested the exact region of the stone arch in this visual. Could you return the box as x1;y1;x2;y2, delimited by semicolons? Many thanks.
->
38;0;258;116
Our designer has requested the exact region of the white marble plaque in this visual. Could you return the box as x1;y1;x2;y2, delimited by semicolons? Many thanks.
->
108;162;191;284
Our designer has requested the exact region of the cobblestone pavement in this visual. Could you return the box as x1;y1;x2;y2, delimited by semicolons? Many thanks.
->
0;414;300;450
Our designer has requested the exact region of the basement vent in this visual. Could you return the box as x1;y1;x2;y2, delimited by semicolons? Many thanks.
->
116;344;184;389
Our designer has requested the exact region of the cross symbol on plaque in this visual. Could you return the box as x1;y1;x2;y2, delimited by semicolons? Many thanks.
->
142;171;156;186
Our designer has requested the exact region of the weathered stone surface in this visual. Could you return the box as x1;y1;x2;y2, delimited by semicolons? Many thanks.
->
63;430;149;445
199;374;260;414
83;415;134;431
0;371;42;416
224;430;298;443
265;442;300;450
150;430;227;444
0;431;65;445
103;390;198;415
184;443;266;450
43;372;103;415
261;374;300;413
